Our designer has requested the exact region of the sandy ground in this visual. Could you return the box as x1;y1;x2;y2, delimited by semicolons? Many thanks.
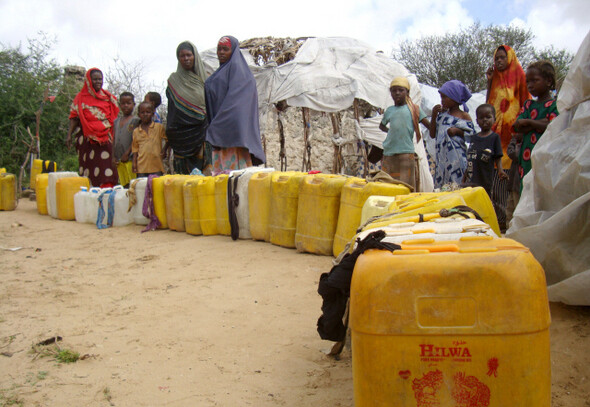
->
1;199;589;406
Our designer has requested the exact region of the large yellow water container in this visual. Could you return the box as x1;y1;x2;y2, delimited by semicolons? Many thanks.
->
269;171;307;248
214;174;231;236
164;175;191;232
35;173;49;215
333;179;410;256
183;177;203;236
0;173;17;211
248;171;276;242
56;177;90;220
30;159;57;190
294;174;348;255
152;175;172;229
350;237;551;406
196;176;218;236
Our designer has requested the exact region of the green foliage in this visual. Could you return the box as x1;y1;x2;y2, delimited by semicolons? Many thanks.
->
394;23;572;93
55;348;80;363
0;33;79;181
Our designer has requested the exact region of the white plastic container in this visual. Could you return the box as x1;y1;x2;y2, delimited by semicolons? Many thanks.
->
74;187;102;224
98;186;133;227
130;177;149;225
47;172;78;219
228;167;274;239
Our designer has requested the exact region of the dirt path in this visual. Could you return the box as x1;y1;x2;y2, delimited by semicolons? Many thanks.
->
1;199;589;406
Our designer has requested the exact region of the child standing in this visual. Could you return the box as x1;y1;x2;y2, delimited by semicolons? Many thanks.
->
144;91;163;123
379;77;430;191
463;104;507;198
505;133;522;224
430;80;475;189
132;102;167;177
114;92;140;188
513;60;559;192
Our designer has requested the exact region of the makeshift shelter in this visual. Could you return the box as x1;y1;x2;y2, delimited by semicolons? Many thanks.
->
507;30;590;306
201;37;432;188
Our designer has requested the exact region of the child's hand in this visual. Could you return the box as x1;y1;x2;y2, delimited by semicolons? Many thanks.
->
432;104;442;117
132;166;137;173
498;169;508;180
121;152;129;162
447;127;463;137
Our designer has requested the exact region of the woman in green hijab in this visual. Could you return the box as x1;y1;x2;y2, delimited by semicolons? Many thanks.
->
165;41;211;174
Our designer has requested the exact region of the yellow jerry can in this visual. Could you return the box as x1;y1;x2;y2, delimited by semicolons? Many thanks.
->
269;171;307;248
248;171;276;242
295;174;348;255
0;173;17;211
183;177;203;236
30;159;56;190
164;175;191;232
56;176;90;220
350;237;551;407
151;175;172;229
35;173;49;215
214;174;231;236
196;176;218;236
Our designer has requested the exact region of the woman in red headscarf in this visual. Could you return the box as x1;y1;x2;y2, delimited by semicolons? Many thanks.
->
66;68;120;187
486;45;530;230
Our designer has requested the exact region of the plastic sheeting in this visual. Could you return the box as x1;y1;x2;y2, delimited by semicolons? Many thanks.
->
507;30;590;305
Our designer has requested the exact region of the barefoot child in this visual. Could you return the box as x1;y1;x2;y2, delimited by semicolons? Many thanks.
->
430;80;475;189
513;60;559;192
132;102;167;177
463;104;507;198
114;92;140;188
379;77;430;191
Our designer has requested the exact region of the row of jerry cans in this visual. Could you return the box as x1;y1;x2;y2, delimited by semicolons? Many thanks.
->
138;170;410;257
34;172;148;226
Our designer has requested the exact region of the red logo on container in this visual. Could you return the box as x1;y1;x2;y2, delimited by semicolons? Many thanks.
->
487;358;499;377
452;372;491;406
412;370;443;406
399;370;411;380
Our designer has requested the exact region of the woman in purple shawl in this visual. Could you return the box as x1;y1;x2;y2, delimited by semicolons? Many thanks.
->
204;36;266;174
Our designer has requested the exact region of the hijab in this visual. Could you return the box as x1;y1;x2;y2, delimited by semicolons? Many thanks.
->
204;36;265;164
69;68;119;144
439;80;472;112
487;45;530;167
167;41;207;119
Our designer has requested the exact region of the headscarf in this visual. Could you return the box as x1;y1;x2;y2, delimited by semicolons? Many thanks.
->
439;80;472;112
167;41;207;119
390;77;410;90
69;68;119;144
487;45;530;168
204;36;265;164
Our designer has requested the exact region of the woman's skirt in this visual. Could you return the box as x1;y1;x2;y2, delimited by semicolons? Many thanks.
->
75;134;118;187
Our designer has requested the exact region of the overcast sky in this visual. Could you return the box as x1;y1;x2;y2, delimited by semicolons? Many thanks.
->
1;0;588;93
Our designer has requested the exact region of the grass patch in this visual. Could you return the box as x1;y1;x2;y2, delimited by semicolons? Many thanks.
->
30;343;80;364
55;349;79;364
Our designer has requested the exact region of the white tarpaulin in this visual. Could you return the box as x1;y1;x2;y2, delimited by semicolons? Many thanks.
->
506;30;590;305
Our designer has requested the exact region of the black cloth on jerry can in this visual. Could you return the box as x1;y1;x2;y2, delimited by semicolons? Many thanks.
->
317;230;400;342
